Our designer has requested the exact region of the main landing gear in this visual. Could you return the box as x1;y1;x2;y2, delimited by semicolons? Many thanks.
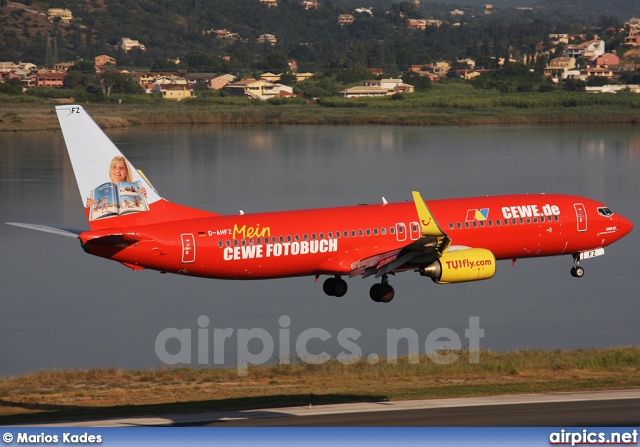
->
369;274;395;303
323;275;348;297
570;255;585;278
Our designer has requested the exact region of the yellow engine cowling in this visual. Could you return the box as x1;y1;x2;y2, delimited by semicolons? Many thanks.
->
421;248;496;284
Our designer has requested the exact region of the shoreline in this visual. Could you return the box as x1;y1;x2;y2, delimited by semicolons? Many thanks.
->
2;102;640;132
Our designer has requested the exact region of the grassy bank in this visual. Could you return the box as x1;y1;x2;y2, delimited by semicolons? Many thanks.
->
3;83;640;131
1;347;639;424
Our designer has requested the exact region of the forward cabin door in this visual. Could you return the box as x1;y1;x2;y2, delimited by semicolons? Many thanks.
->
574;203;587;232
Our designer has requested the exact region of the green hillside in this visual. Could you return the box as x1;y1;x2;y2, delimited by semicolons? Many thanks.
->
0;0;637;73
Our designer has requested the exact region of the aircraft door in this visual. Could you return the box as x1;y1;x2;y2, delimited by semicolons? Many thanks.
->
574;203;587;232
409;221;421;240
181;233;196;263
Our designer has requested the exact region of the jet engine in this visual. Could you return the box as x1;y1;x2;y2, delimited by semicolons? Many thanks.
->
420;248;496;284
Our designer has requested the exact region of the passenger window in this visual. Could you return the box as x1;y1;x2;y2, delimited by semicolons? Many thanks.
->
279;236;284;243
480;221;485;227
526;218;531;224
520;218;524;224
358;230;363;236
241;239;246;246
304;234;308;241
488;220;493;227
381;228;386;235
218;241;223;248
320;233;324;239
312;233;317;240
496;220;500;226
554;215;559;222
295;234;300;241
226;240;231;247
287;235;292;242
366;229;371;236
456;222;461;229
373;228;379;235
234;240;239;247
449;223;454;229
328;232;333;238
351;230;356;237
344;231;349;237
249;238;254;245
473;221;477;228
465;222;470;228
335;232;340;239
390;227;395;234
512;219;517;225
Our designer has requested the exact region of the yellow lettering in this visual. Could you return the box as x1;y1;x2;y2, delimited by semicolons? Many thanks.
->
233;224;271;240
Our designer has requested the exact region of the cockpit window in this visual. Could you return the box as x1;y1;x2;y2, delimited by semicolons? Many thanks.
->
597;207;614;217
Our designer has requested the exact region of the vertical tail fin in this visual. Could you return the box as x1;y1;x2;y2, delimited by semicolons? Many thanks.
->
56;105;217;230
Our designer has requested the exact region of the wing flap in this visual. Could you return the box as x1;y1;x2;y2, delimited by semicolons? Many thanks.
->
351;191;452;278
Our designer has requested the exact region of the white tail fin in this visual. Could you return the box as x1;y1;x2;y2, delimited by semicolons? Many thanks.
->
55;105;161;207
56;105;217;231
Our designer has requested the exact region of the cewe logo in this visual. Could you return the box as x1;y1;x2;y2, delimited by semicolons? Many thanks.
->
466;208;489;222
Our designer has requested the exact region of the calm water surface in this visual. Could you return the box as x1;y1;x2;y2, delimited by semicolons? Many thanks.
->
1;124;639;376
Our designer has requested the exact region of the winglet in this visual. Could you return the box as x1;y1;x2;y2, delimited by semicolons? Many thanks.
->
412;191;446;237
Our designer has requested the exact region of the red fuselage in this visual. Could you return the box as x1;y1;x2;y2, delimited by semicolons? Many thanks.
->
80;194;633;280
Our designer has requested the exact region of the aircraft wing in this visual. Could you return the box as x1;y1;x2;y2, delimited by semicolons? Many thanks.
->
349;191;450;278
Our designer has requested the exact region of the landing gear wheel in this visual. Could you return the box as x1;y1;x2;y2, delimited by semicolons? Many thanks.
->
323;277;337;296
369;282;395;303
571;255;585;278
333;278;348;297
323;276;348;297
570;266;585;278
369;283;383;302
378;284;395;303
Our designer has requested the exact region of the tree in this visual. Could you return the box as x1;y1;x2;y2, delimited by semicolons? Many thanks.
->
279;72;297;85
263;51;289;71
68;60;96;74
335;67;375;84
0;78;21;95
563;78;586;92
150;58;179;71
186;52;221;71
401;71;431;91
97;72;142;95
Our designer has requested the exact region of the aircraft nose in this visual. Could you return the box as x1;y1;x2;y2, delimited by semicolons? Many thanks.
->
617;214;634;238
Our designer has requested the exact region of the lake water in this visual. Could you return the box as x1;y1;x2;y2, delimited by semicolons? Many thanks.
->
1;123;639;376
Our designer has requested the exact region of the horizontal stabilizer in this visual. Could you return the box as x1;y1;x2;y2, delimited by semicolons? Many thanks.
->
6;222;83;238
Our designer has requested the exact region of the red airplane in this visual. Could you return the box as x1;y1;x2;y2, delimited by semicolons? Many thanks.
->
7;105;634;303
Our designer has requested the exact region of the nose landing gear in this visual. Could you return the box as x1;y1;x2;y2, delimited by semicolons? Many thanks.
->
369;275;395;303
570;255;585;278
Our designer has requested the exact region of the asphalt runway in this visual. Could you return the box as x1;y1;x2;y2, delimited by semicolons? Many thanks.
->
33;389;640;427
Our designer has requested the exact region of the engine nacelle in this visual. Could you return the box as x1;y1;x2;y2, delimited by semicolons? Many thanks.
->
421;248;496;284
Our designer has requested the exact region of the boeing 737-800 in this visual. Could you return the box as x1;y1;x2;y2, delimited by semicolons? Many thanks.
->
6;105;634;303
